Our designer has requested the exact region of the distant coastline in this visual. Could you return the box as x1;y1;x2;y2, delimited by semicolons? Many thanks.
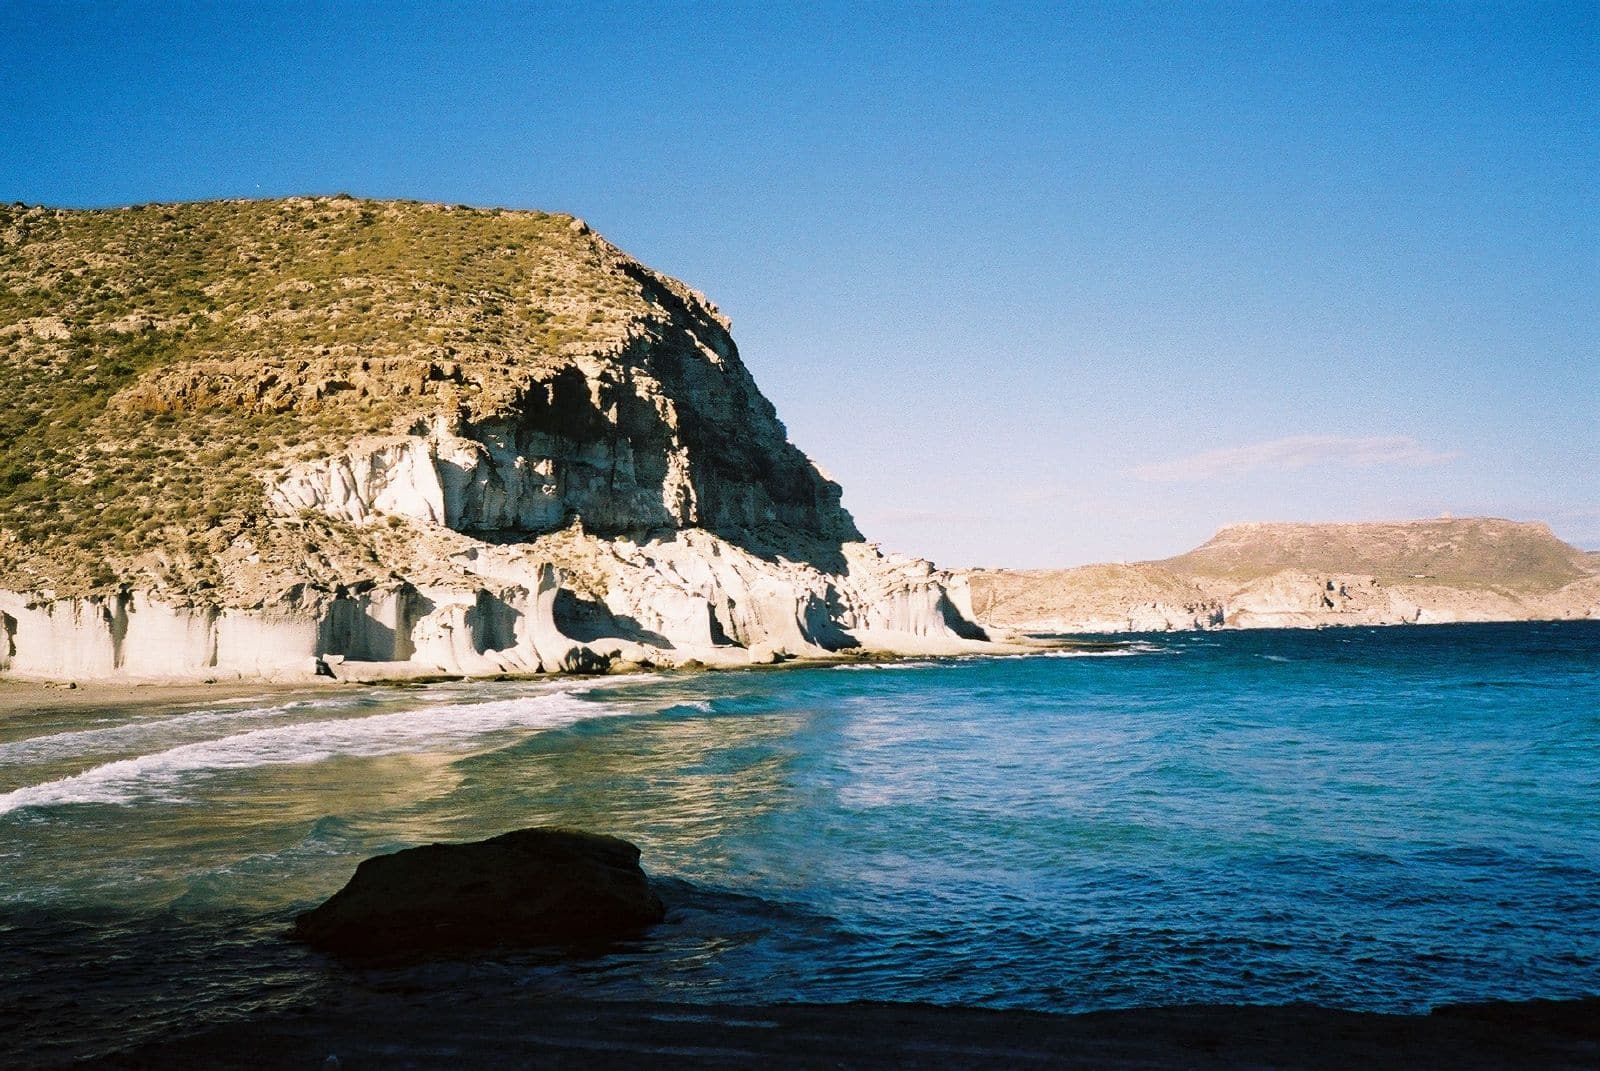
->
965;517;1600;635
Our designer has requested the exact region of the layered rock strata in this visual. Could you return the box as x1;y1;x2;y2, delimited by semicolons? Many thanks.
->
0;197;990;682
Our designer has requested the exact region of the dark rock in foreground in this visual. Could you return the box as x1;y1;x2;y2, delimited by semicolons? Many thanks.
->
293;828;665;956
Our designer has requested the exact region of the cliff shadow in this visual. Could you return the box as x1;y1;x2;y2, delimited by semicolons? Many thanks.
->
469;589;522;654
551;589;675;648
939;596;988;641
319;589;435;662
456;358;860;576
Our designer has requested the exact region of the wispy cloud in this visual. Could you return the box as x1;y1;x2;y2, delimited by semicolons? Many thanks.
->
1011;486;1071;505
1132;435;1459;483
863;506;982;525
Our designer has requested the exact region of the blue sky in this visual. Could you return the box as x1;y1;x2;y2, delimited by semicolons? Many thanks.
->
3;1;1595;565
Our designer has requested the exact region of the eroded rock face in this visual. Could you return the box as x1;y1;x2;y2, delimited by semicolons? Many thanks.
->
266;348;859;546
0;527;990;681
0;198;988;681
268;411;691;537
293;828;666;956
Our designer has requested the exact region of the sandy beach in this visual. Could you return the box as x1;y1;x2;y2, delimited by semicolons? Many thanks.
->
0;676;343;719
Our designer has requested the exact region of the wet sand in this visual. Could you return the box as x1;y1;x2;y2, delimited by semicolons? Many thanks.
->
93;993;1599;1069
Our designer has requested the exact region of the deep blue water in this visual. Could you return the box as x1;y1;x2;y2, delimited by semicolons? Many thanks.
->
1;622;1597;1062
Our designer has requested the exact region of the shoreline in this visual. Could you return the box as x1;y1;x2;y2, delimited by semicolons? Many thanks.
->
5;620;1596;716
91;993;1600;1069
0;640;1059;717
1012;613;1600;637
0;676;342;718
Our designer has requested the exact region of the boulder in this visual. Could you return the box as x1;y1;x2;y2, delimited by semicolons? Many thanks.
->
293;828;665;956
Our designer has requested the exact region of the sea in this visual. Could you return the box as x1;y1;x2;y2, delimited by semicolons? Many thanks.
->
2;621;1597;1064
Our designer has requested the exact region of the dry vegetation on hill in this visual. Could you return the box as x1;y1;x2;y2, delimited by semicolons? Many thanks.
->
965;562;1215;627
0;196;718;595
1162;519;1592;593
965;518;1600;631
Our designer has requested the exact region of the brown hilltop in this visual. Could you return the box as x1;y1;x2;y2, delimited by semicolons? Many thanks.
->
1163;518;1592;593
0;195;856;600
0;197;991;683
966;518;1600;633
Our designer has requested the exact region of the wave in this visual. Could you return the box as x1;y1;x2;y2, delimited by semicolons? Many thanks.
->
833;660;942;671
1035;647;1155;658
0;683;627;815
990;642;1170;660
833;646;1169;671
0;696;359;767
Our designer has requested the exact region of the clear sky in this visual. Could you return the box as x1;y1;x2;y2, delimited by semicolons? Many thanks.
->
3;1;1595;566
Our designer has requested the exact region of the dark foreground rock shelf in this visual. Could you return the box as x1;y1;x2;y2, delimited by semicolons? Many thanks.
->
93;994;1600;1070
293;828;666;956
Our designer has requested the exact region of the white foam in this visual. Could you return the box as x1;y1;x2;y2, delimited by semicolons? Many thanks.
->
1015;641;1169;659
975;646;1160;661
0;698;356;767
0;682;627;815
1035;648;1146;658
834;660;943;671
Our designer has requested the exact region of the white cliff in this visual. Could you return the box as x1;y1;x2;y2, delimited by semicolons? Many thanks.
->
0;530;990;682
0;198;995;683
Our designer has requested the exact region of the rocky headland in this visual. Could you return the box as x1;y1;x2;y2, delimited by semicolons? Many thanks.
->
967;518;1600;634
0;197;992;683
2;200;1592;682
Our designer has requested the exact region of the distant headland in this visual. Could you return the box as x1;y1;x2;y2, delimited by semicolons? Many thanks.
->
966;517;1600;632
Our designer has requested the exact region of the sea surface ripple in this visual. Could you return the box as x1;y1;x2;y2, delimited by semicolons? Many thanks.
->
1;622;1597;1062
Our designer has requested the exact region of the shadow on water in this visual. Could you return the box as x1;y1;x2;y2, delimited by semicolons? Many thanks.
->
0;877;843;1067
0;903;325;1066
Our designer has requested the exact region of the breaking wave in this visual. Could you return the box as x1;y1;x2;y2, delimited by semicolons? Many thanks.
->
0;697;356;768
0;684;626;815
983;641;1170;660
1035;644;1165;658
833;660;942;671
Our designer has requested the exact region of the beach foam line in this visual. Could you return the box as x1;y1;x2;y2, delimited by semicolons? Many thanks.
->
833;660;943;671
0;696;359;767
1034;647;1157;658
979;643;1170;660
832;646;1170;671
0;681;632;815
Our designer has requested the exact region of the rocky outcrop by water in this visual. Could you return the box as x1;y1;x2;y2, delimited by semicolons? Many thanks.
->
293;828;666;955
0;198;993;682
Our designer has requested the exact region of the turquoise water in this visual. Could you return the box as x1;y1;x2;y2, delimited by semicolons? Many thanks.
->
2;622;1598;1062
